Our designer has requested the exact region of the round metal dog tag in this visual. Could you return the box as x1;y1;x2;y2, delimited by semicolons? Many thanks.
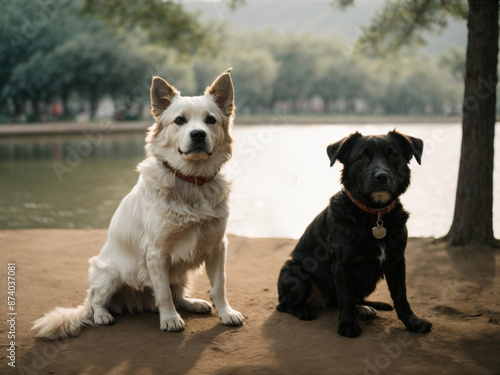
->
372;226;387;239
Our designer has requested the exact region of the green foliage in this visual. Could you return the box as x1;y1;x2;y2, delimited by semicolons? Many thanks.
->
0;1;465;121
82;0;234;56
439;47;466;80
332;0;468;56
378;56;461;114
190;31;462;115
0;0;182;120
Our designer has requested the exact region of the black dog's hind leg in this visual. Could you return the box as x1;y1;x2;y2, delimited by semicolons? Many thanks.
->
277;259;317;320
385;257;432;333
360;300;393;311
355;299;393;321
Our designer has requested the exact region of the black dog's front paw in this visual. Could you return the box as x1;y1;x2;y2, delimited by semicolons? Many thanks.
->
338;321;361;338
404;314;432;333
277;304;317;321
294;306;317;321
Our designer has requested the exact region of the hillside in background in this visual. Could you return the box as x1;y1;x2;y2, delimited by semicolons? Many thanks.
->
185;0;467;56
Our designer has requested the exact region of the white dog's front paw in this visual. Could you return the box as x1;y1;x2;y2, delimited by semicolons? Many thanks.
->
94;310;114;326
219;308;244;326
160;316;185;332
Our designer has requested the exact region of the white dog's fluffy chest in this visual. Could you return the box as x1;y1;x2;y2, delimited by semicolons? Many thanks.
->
138;158;230;263
161;219;226;266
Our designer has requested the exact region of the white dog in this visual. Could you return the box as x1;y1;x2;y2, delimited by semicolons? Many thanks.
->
33;69;243;339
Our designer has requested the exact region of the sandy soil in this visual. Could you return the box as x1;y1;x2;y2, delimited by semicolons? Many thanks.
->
0;229;499;375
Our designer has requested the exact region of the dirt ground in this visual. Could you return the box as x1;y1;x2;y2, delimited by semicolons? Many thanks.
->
0;229;499;375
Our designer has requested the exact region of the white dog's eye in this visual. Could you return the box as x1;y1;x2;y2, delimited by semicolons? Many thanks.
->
205;115;217;125
174;116;186;126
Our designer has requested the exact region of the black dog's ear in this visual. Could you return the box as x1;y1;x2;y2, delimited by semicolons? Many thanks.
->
388;130;424;165
326;132;362;167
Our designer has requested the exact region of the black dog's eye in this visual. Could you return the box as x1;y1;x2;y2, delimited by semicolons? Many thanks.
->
174;116;186;126
389;152;399;161
358;154;369;163
205;115;217;124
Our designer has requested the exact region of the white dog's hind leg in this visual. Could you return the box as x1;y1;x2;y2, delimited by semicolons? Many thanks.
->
177;297;212;313
146;250;185;332
172;278;212;314
205;238;243;326
88;256;121;326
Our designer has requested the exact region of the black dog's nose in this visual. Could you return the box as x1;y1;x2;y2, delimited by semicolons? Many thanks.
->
374;170;389;183
190;130;206;142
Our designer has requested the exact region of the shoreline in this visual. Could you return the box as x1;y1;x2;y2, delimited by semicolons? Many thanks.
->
0;116;465;137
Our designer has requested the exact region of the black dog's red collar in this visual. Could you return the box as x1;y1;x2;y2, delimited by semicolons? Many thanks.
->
163;161;216;187
344;189;396;218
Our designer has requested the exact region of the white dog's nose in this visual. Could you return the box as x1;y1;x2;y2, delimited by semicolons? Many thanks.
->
190;130;206;143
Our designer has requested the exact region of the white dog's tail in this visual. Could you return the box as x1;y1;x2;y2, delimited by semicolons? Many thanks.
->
32;299;93;340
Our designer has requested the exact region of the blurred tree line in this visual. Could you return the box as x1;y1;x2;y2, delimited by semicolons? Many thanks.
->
0;0;466;122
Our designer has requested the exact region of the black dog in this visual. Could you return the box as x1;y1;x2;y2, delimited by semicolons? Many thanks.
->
277;130;432;338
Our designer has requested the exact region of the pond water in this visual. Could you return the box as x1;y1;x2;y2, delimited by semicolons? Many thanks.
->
1;123;499;239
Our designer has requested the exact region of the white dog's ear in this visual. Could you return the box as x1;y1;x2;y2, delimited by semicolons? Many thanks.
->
207;68;235;117
151;76;178;119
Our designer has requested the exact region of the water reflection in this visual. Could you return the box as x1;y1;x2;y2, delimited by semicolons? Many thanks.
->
0;134;145;229
0;134;146;161
0;124;498;238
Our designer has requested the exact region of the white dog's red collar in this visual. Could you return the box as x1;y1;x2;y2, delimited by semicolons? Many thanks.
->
163;161;216;187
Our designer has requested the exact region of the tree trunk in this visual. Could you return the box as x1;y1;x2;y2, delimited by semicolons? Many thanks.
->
61;90;70;118
13;97;24;118
89;90;99;120
446;0;498;246
31;98;40;122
